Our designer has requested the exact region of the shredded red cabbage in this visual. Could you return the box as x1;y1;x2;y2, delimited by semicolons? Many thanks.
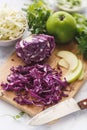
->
1;64;68;106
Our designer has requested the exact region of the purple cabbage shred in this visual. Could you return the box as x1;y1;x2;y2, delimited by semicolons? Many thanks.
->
1;64;68;107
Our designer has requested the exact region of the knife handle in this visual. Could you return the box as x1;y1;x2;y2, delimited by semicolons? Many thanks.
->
78;99;87;110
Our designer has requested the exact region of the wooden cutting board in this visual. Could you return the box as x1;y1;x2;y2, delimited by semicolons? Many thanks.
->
0;42;87;117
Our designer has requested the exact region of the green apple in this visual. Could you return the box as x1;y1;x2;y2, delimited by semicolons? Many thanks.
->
46;11;77;44
57;51;78;71
63;60;83;83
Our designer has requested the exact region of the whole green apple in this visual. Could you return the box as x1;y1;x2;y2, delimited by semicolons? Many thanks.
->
46;11;77;44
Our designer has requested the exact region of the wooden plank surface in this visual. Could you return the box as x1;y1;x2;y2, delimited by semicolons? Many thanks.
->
0;42;87;116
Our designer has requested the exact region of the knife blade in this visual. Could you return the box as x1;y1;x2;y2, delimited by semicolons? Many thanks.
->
27;98;87;125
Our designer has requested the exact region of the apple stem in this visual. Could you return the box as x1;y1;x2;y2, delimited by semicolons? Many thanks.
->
59;15;65;21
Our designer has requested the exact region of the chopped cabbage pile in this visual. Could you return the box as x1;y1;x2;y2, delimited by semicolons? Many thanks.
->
1;64;68;107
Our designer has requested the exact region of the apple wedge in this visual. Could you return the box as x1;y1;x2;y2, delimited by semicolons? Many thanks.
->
57;51;78;71
58;59;69;69
63;60;83;83
78;69;84;80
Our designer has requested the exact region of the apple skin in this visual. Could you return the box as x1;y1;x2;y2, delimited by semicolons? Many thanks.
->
46;11;77;44
78;69;84;80
63;60;83;83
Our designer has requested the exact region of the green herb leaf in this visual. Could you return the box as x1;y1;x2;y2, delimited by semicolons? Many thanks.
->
26;0;52;34
76;33;87;59
72;13;87;60
0;111;25;120
13;111;25;120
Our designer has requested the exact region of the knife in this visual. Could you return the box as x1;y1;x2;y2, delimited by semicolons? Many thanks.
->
27;98;87;125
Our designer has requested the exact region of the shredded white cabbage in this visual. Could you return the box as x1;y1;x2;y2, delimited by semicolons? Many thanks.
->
0;6;27;40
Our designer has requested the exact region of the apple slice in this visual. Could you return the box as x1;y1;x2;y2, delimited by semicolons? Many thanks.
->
63;60;83;83
78;69;84;80
58;59;69;69
57;51;78;71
